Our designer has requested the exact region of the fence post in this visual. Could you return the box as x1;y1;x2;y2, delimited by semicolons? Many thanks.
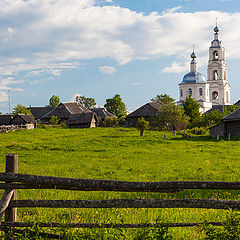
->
5;154;18;222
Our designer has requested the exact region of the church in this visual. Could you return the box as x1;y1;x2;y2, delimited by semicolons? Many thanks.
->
178;24;231;113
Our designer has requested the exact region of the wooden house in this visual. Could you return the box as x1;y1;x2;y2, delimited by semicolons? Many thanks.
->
41;102;91;123
11;114;35;129
90;108;115;125
125;101;164;127
67;112;97;128
0;115;13;126
27;107;54;120
210;107;240;137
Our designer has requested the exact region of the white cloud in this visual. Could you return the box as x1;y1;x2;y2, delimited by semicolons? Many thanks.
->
132;82;142;86
99;65;117;74
162;6;182;14
0;1;238;78
0;91;8;102
105;0;112;2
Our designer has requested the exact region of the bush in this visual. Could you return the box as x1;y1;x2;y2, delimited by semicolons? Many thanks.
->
202;211;240;240
136;117;150;136
103;116;118;127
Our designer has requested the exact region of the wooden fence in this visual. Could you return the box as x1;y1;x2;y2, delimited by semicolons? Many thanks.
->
1;153;240;238
0;125;28;132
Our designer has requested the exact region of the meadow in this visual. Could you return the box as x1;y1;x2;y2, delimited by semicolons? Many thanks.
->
0;127;240;239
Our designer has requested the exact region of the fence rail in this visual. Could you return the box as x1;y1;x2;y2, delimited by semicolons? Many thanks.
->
0;125;27;132
0;153;239;238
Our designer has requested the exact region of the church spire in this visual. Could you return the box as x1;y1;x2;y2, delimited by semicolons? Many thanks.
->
190;45;197;72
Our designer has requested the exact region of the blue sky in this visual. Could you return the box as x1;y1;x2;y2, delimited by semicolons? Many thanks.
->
0;0;240;113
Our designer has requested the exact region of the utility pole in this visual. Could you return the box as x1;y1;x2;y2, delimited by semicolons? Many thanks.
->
8;89;10;114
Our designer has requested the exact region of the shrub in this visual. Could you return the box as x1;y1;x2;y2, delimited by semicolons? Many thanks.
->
50;116;60;125
136;117;150;136
202;211;240;240
103;116;118;127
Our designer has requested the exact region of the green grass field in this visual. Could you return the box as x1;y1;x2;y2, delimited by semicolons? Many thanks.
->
0;127;240;239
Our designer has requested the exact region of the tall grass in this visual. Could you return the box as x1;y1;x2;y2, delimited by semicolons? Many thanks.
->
0;127;239;239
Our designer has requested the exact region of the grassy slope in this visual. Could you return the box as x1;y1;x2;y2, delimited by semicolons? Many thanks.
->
0;127;239;239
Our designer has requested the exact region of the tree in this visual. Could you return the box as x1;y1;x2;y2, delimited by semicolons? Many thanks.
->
49;95;60;107
136;117;150;136
103;116;118;127
12;104;33;117
50;116;60;125
151;103;189;131
151;94;175;105
104;94;127;118
76;95;96;108
182;95;201;126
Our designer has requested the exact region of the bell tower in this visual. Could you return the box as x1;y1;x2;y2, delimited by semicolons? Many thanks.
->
207;23;230;105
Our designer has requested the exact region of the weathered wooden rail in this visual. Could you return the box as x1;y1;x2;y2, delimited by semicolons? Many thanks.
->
0;125;27;132
0;153;240;238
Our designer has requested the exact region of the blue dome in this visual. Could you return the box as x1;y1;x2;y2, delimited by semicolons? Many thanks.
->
182;72;206;84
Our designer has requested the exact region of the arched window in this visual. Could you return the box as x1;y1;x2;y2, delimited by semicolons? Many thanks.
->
199;88;203;96
188;88;192;96
213;70;218;80
180;89;183;97
226;91;229;103
212;91;218;100
213;51;218;60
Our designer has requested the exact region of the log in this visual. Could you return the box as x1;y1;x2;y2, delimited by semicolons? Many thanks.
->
0;183;181;193
0;221;225;228
9;199;240;210
0;173;240;191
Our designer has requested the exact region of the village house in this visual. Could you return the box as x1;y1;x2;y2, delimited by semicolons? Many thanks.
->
90;108;115;126
41;102;91;123
27;106;54;120
0;114;35;130
125;100;164;127
210;107;240;137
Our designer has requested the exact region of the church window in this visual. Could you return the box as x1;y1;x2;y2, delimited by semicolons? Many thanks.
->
226;91;229;103
180;89;183;97
188;88;192;96
213;51;218;60
213;70;218;80
199;88;203;96
212;91;218;100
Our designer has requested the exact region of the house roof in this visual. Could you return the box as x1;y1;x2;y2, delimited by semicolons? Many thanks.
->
14;114;35;123
27;107;54;119
204;105;231;114
126;100;164;118
67;112;96;125
222;108;240;121
42;102;91;119
0;115;13;125
90;108;114;118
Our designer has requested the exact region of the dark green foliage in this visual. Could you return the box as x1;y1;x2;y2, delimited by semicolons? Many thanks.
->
76;96;96;108
12;104;33;117
103;116;118;127
182;95;201;127
151;94;175;105
136;117;150;136
104;94;127;118
201;105;239;127
49;95;60;107
50;115;60;125
202;211;240;240
134;227;172;240
151;103;189;130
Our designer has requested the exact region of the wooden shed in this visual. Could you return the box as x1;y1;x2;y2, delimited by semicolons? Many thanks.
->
210;107;240;137
27;106;54;120
67;112;97;128
11;114;35;129
0;115;13;126
125;101;164;127
90;108;115;126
